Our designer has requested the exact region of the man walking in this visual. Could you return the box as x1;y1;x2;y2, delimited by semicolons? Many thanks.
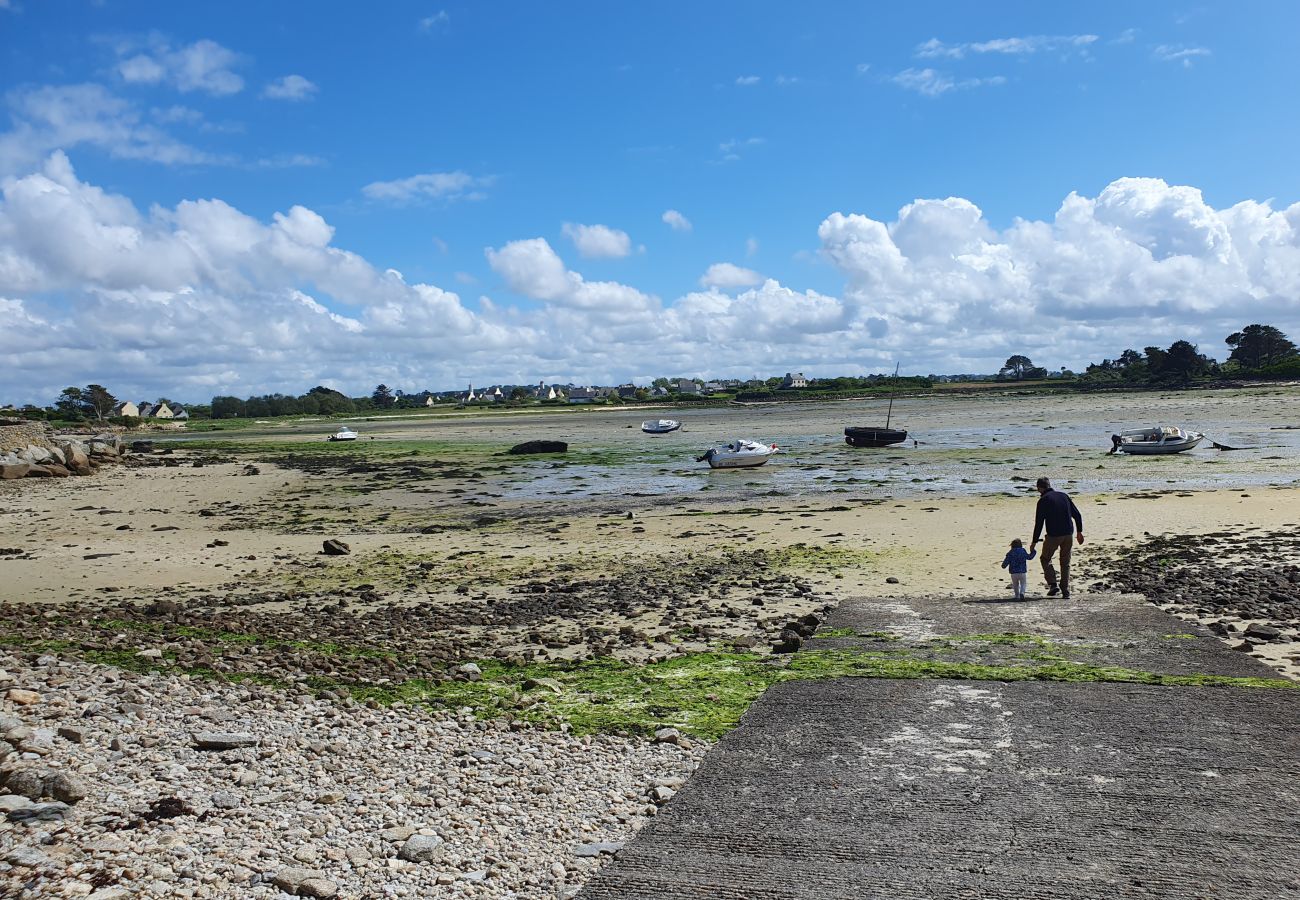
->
1029;477;1084;599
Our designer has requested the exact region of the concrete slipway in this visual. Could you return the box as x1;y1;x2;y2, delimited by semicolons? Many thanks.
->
582;594;1300;900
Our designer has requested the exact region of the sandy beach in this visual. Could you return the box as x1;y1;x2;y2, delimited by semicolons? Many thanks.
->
3;385;1298;897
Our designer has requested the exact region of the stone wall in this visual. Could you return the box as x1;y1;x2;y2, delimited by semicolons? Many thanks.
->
0;418;52;454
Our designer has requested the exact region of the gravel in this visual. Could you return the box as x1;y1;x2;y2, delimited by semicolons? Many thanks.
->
0;652;706;898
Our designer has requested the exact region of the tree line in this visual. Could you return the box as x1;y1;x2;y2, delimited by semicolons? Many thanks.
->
1000;323;1299;388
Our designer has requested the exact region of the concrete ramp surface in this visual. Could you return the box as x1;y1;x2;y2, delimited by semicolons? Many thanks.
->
583;596;1300;900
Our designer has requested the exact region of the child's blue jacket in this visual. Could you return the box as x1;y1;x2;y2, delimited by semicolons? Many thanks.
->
1001;547;1037;574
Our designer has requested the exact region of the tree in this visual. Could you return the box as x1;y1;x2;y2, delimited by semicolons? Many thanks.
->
371;384;395;409
211;396;246;419
83;384;117;421
1117;349;1144;370
999;355;1036;380
55;387;86;421
1226;324;1298;370
1162;340;1209;385
509;386;529;401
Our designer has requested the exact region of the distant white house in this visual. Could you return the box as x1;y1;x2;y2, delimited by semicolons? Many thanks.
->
567;387;598;403
111;400;140;418
533;382;558;401
676;379;701;395
463;384;478;403
782;372;809;389
152;402;175;419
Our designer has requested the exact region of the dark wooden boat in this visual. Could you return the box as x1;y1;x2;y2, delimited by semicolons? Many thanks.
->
844;426;908;447
845;363;909;448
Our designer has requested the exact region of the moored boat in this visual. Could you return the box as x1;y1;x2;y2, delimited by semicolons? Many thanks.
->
1109;426;1203;455
846;362;909;448
328;427;359;441
697;439;779;469
641;419;681;434
844;426;908;448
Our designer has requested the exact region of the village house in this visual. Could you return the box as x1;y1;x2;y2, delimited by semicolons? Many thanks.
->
676;379;701;395
567;387;598;403
781;372;809;389
111;400;140;418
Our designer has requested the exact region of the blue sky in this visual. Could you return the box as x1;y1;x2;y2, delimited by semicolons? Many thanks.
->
3;1;1300;403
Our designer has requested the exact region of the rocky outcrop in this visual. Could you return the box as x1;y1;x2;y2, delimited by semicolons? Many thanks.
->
0;419;130;481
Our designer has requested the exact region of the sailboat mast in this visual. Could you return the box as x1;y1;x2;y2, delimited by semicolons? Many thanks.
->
885;362;899;429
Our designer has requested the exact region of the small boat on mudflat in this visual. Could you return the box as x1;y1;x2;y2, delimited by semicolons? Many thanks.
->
697;439;779;469
1109;426;1203;455
641;419;681;434
846;362;909;448
844;426;908;448
328;427;359;442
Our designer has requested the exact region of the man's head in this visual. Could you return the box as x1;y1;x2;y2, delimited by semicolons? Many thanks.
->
1036;477;1052;493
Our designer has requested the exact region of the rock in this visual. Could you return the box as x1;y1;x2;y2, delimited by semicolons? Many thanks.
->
7;800;70;823
507;440;568;455
47;772;88;803
398;833;445;863
1245;623;1283;641
651;785;676;803
299;878;339;898
574;841;624;858
322;539;351;556
272;867;331;894
57;726;86;743
652;727;681;745
381;825;416;842
0;795;35;812
193;731;258;750
0;462;33;479
456;662;482;680
6;688;41;705
135;648;164;659
5;845;52;867
2;767;46;799
523;676;564;693
885;576;901;584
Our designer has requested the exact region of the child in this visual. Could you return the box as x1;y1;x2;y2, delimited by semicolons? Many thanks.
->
1001;538;1037;600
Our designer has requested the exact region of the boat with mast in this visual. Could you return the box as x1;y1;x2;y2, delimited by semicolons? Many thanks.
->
844;363;909;448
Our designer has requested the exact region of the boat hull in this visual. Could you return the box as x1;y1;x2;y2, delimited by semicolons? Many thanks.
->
641;420;681;434
1116;435;1202;454
707;454;773;469
844;427;908;448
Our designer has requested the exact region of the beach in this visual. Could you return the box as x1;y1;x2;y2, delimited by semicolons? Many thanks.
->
2;385;1298;897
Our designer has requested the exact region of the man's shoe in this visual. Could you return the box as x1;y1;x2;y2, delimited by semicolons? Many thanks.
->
1061;591;1071;600
1047;586;1060;596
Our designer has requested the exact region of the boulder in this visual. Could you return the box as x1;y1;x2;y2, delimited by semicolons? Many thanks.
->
398;834;444;863
507;440;568;455
0;463;32;480
322;539;351;556
193;732;258;750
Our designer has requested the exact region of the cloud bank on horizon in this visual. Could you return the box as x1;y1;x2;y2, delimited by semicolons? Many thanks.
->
3;150;1299;405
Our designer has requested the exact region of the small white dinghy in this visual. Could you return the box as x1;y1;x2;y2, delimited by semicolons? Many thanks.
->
1109;426;1203;455
641;419;681;434
697;439;780;469
328;427;359;442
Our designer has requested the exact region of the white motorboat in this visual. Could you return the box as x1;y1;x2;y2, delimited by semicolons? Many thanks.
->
1109;426;1203;455
328;427;359;442
697;439;780;469
641;419;681;434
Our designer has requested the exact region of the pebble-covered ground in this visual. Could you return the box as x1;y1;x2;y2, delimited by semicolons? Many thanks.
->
0;653;705;899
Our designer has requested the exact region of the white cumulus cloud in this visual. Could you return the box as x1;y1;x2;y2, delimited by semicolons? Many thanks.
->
362;171;491;204
116;38;245;96
891;68;1007;97
561;222;632;259
662;209;692;232
262;75;318;101
700;262;763;290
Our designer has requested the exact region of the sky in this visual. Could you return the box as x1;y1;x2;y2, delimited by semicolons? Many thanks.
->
2;1;1300;405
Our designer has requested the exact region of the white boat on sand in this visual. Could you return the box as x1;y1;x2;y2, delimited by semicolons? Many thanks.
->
697;439;780;469
328;427;359;442
642;419;681;434
1109;426;1203;455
